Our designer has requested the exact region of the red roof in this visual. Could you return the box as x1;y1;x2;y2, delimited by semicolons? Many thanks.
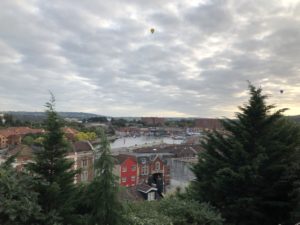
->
0;127;45;137
62;127;79;135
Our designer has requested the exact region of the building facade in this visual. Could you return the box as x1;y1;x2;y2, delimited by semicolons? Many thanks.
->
114;155;138;187
0;127;45;149
0;134;7;149
67;141;95;183
114;153;170;193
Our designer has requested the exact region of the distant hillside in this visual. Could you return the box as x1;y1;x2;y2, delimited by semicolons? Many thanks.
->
1;111;100;122
288;115;300;123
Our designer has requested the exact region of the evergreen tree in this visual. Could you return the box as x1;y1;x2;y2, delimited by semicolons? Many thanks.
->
0;156;42;225
86;131;123;225
27;95;78;225
190;84;300;225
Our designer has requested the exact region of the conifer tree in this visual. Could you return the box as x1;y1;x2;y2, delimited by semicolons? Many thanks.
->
0;157;41;225
190;84;300;225
86;131;123;225
28;95;78;225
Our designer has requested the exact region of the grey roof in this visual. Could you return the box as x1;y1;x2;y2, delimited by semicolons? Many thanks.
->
137;183;157;193
72;141;93;152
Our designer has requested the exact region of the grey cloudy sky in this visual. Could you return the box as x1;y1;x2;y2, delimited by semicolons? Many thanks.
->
1;0;300;117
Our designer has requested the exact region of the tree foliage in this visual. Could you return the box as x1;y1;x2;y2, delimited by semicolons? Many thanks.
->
158;198;223;225
123;197;223;225
85;131;123;225
22;136;35;146
190;84;300;225
27;95;79;225
124;201;172;225
0;157;41;225
75;132;97;141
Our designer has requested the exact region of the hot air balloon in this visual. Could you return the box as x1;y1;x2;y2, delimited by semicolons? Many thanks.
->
150;28;155;34
280;90;284;94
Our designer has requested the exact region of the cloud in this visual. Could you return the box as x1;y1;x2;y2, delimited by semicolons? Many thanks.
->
0;0;300;117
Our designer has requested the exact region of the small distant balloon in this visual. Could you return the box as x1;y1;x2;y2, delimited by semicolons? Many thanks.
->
280;90;284;94
150;28;155;34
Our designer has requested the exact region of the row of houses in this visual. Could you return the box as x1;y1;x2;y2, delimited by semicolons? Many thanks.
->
0;126;202;201
2;140;95;184
0;127;45;149
114;153;170;193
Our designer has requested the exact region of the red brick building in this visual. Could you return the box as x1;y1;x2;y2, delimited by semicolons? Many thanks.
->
195;118;223;130
0;127;45;149
136;154;170;194
114;153;170;193
114;155;138;187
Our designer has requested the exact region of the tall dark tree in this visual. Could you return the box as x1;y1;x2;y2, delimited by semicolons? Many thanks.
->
27;95;78;225
190;84;300;225
86;131;123;225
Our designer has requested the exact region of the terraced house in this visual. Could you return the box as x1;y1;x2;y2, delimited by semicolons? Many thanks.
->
113;153;170;195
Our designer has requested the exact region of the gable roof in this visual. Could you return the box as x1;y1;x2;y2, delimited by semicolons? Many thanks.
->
72;141;93;152
137;183;157;193
150;154;163;163
62;127;79;134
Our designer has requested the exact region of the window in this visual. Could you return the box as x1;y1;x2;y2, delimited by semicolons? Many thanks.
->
122;177;127;183
155;162;160;171
81;159;88;168
141;165;148;175
131;176;136;182
148;192;155;201
131;165;136;171
122;166;127;172
81;171;88;182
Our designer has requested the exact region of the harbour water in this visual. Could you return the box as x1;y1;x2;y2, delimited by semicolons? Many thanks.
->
110;136;184;149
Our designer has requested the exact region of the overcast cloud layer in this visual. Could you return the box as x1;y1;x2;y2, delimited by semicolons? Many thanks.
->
1;0;300;117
